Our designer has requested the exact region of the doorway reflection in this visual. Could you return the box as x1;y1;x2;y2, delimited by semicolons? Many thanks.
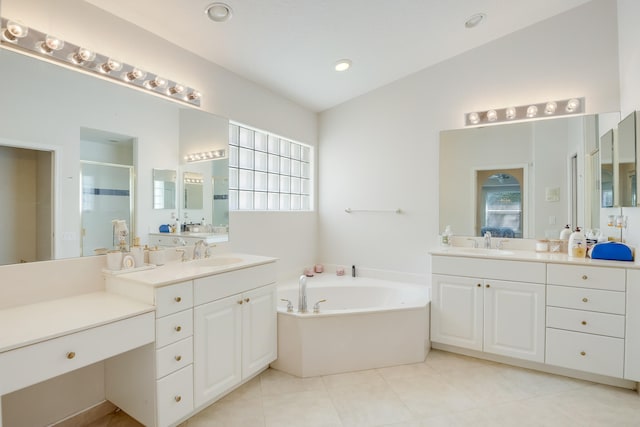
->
477;169;523;238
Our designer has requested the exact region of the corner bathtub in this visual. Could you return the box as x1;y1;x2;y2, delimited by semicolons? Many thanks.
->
270;274;430;377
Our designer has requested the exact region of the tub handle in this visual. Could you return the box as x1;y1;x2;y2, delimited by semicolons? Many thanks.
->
280;299;294;313
313;299;327;314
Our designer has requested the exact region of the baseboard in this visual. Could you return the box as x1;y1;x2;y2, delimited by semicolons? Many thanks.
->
51;400;117;427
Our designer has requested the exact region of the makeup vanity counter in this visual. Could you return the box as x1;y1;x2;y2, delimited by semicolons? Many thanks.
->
430;246;640;388
104;252;278;427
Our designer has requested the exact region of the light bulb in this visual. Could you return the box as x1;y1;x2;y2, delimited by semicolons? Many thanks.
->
72;47;96;64
123;68;146;81
205;2;233;22
526;105;538;118
544;101;557;115
335;59;352;72
144;76;167;89
505;107;517;120
486;109;498;122
40;35;64;53
168;84;185;95
3;21;28;41
100;58;123;73
187;91;201;101
468;112;480;124
566;98;580;112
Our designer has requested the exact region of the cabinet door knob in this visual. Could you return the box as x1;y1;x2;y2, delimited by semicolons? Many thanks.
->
582;275;588;280
175;296;182;302
237;300;243;305
580;351;586;356
244;298;250;303
581;321;587;326
582;297;588;303
486;284;491;288
174;395;182;402
175;355;182;362
175;326;182;332
66;351;76;360
477;283;481;288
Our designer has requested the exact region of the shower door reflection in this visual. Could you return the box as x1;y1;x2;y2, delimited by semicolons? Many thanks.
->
80;161;134;256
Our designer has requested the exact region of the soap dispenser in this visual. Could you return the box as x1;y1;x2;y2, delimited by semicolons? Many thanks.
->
559;224;572;240
441;225;453;246
569;227;586;258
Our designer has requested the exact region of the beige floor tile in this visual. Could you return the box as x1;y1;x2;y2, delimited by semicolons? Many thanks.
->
219;375;263;402
495;364;592;396
182;398;265;427
385;373;479;419
262;389;343;427
322;368;387;390
376;362;441;381
329;382;413;427
260;367;326;396
423;350;496;374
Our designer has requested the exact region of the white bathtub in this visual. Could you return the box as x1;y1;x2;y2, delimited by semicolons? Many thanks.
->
270;274;430;377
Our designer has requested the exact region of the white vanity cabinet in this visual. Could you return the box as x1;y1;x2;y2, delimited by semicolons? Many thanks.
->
193;264;277;407
431;256;546;363
105;256;277;427
545;264;626;378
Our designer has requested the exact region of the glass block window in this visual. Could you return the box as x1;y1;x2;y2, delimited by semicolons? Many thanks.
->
229;122;313;211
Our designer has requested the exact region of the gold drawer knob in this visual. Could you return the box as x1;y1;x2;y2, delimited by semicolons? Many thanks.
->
175;355;182;362
581;321;587;326
174;296;182;302
244;298;250;303
477;283;481;288
580;351;586;356
237;300;243;304
486;284;491;288
582;275;588;280
175;326;182;332
582;297;588;303
66;351;76;360
174;395;182;402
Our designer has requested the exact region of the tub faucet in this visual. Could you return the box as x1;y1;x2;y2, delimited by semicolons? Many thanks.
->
298;275;308;313
483;231;492;249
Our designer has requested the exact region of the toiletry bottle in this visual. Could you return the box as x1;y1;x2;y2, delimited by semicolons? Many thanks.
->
441;225;453;246
559;224;572;240
569;227;586;258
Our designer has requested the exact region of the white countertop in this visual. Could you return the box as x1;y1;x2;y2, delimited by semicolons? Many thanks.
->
430;246;640;269
107;252;278;287
0;292;154;353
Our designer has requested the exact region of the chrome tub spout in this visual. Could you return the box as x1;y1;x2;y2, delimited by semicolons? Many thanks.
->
298;275;308;313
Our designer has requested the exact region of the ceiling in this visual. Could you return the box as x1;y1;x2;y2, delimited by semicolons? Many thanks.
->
86;0;592;112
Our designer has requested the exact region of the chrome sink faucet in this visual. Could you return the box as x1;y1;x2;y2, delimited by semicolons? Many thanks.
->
193;240;208;260
298;275;308;313
483;231;492;249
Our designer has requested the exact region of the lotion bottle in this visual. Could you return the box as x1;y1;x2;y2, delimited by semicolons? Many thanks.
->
559;224;572;240
569;227;586;258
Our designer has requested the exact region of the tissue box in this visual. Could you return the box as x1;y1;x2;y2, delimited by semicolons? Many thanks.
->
590;242;634;262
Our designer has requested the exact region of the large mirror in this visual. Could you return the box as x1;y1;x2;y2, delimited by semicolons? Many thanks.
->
0;47;229;265
440;113;619;240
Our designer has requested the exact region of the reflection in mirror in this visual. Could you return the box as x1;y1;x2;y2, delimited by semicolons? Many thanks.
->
212;158;230;229
476;169;524;238
617;112;637;207
183;171;204;210
440;114;617;239
153;169;177;209
600;129;614;207
0;145;53;265
80;128;135;256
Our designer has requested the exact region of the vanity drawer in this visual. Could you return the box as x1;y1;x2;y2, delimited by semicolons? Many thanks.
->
156;337;193;379
156;364;194;427
546;306;625;338
547;285;625;314
155;281;193;317
194;262;277;305
547;264;625;291
156;309;193;348
431;256;545;283
0;312;154;395
546;328;624;378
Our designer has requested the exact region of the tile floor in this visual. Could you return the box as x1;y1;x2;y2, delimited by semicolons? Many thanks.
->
91;349;640;427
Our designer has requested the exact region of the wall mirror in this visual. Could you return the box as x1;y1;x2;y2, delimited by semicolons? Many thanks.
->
153;169;177;210
440;112;619;240
0;46;230;266
617;111;637;207
183;172;204;210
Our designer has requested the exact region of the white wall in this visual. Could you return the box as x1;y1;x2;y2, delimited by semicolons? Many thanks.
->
318;0;620;277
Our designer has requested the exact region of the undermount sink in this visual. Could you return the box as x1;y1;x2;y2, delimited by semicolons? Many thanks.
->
448;247;516;256
196;256;244;266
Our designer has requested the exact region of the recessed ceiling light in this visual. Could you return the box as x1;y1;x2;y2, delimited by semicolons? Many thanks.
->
335;59;352;72
465;13;486;29
205;2;233;22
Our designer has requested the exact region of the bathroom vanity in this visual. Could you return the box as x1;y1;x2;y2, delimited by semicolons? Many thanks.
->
104;253;277;427
430;247;640;387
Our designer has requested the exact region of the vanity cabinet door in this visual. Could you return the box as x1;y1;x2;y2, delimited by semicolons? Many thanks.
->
193;294;243;407
242;283;277;378
483;280;545;362
431;274;483;351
